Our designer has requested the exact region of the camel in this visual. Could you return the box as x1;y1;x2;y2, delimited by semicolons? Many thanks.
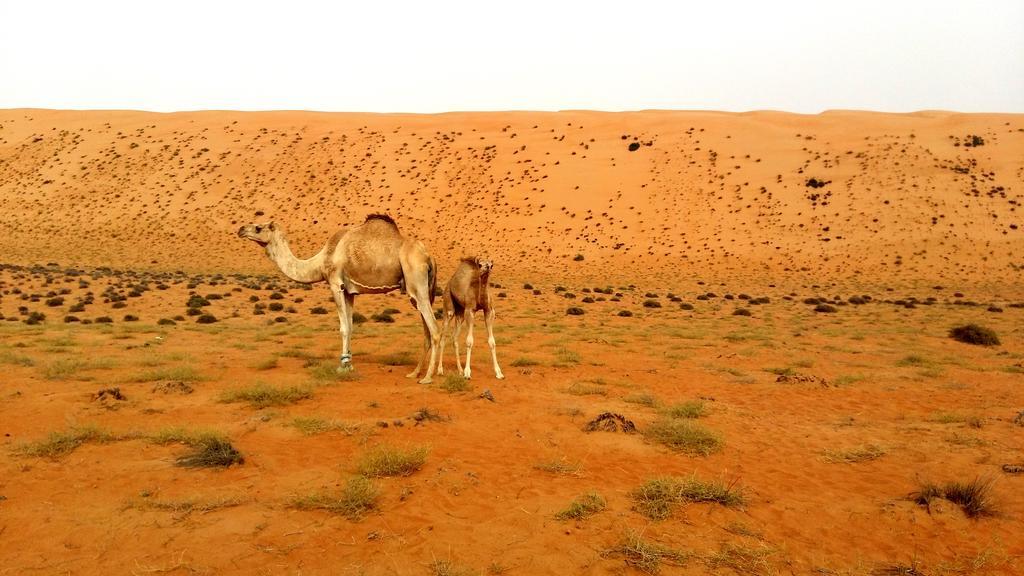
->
438;256;504;380
237;214;441;384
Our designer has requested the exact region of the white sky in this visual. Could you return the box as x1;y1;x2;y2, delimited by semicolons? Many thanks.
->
2;0;1022;113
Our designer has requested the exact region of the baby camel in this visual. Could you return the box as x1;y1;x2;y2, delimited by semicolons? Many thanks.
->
438;257;504;380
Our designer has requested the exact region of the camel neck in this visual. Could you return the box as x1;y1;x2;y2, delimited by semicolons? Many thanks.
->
265;233;326;284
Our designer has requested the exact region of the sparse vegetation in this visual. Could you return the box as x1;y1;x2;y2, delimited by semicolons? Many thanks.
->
822;444;886;463
606;529;689;574
555;491;606;520
292;476;379;520
17;425;131;459
534;458;582;475
631;476;744;520
912;477;997;517
356;445;429;477
439;373;471;393
219;383;313;408
949;324;1000;346
660;400;706;419
290;417;357;436
643;419;722;455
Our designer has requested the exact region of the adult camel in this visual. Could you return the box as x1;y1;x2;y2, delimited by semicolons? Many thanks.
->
237;214;440;383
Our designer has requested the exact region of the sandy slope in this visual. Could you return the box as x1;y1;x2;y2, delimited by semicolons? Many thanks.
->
1;109;1022;287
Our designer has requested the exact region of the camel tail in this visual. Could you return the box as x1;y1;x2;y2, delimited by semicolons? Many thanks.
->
428;256;438;306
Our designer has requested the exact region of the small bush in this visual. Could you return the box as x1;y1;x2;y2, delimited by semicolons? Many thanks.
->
157;318;176;326
371;312;394;323
439;373;471;393
555;492;606;520
643;299;662;309
679;303;694;311
618;310;633;317
534;458;582;475
175;435;244;468
631;476;744;520
510;357;539;367
291;476;379;520
356;445;429;477
196;313;218;324
912;477;996;517
566;307;584;316
123;314;139;322
732;308;751;316
949;324;1000;346
814;304;837;313
643;419;722;455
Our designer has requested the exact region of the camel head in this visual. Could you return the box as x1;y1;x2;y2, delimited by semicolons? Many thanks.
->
237;221;278;246
474;256;493;275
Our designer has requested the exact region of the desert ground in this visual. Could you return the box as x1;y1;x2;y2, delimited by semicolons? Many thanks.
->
0;109;1022;575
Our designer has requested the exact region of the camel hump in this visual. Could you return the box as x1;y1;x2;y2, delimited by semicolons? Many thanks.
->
364;213;398;228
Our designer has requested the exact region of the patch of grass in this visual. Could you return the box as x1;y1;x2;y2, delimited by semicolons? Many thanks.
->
897;354;930;367
913;477;997;517
623;393;659;407
290;416;357;436
534;458;582;476
252;357;279;370
555;491;606;520
292;476;379;520
175;435;244;468
39;357;97;380
307;360;360;382
553;345;580;365
510;356;539;367
566;381;607;396
0;350;33;367
131;366;204;383
606;529;689;574
439;373;471;393
707;543;775;575
822;444;886;463
630;476;744;520
931;413;984;428
17;425;132;459
356;445;429;477
833;374;866;387
643;419;722;455
660;400;706;419
949;324;999;346
128;495;246;515
765;366;796;377
220;383;313;409
427;559;480;576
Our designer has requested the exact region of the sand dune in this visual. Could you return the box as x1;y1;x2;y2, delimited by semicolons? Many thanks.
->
1;109;1021;287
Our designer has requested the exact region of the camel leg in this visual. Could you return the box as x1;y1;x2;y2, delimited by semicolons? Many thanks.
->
437;311;453;376
330;281;354;373
453;315;464;375
407;309;431;379
462;309;475;380
485;307;504;380
412;296;441;384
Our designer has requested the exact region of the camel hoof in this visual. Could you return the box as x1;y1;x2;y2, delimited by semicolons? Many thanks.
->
418;377;432;385
436;366;445;375
405;370;420;379
495;372;505;380
462;369;472;380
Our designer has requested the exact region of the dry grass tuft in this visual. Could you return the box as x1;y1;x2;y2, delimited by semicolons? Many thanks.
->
643;419;722;455
631;476;744;520
555;491;606;520
356;445;429;477
291;476;380;520
822;444;886;463
605;529;689;574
